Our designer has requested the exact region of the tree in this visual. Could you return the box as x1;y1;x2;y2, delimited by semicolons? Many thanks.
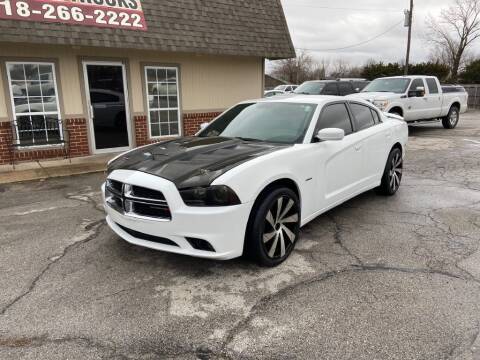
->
409;62;450;81
270;51;315;84
460;58;480;82
361;61;403;80
361;61;450;81
426;0;480;81
328;59;363;79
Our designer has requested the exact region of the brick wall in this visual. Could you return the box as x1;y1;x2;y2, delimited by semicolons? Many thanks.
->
65;118;90;158
133;112;222;146
0;118;90;165
0;121;12;165
183;112;222;136
134;115;149;147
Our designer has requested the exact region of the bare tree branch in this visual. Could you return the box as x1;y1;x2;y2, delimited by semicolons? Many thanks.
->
426;0;480;81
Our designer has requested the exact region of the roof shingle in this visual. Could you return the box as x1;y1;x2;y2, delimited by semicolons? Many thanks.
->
0;0;296;59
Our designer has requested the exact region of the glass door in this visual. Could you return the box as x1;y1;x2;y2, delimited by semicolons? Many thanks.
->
83;62;131;153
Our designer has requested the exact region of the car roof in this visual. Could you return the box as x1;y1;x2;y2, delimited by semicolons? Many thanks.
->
302;80;335;83
241;95;374;107
375;75;436;80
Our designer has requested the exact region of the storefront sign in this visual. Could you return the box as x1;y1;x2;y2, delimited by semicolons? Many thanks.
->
0;0;147;31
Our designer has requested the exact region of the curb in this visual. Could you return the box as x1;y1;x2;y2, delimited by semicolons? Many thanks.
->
0;164;107;184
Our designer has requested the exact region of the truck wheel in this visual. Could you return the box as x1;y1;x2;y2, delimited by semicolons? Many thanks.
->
442;106;460;129
389;109;402;117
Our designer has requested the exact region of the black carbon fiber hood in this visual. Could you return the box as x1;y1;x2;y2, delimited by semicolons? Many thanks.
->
107;137;289;189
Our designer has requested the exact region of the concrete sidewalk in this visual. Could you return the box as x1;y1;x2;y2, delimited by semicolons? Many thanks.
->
0;153;118;184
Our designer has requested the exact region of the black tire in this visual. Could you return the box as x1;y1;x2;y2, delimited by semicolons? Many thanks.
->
378;148;403;196
245;187;300;267
442;106;460;129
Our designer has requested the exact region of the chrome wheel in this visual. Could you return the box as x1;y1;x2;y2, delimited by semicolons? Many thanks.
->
449;108;459;127
389;151;403;192
262;196;299;259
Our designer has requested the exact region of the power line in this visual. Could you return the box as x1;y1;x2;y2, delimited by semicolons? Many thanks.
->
283;3;402;13
295;20;404;52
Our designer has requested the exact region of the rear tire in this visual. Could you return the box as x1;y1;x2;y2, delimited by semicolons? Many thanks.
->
378;148;403;196
245;187;300;267
442;106;460;129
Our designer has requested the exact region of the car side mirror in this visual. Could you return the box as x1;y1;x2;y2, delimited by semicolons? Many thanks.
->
355;88;360;93
199;122;209;130
316;128;345;142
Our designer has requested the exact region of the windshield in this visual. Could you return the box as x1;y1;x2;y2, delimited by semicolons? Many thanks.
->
294;82;326;95
362;78;411;94
274;85;287;91
198;102;317;144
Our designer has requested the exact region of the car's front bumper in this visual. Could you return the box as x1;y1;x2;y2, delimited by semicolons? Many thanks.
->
102;170;253;260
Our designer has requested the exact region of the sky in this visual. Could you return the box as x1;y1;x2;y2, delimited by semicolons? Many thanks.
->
270;0;467;71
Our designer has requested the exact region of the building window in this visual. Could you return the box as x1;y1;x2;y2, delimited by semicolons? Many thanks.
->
6;62;62;146
145;66;180;138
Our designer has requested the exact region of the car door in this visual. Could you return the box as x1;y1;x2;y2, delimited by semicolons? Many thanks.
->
348;102;389;186
405;78;428;121
313;102;364;209
425;78;442;118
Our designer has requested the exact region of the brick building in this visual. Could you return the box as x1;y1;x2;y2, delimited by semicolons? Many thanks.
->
0;0;294;165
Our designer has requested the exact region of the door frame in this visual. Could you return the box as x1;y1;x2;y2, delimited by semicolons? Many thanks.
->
82;60;132;154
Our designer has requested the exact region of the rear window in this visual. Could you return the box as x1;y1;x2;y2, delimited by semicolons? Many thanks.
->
350;103;375;131
426;78;439;94
316;103;353;136
371;109;381;124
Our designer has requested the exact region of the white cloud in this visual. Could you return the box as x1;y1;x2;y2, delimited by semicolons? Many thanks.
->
273;0;476;68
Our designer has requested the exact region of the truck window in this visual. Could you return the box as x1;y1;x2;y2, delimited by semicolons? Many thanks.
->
338;82;353;96
322;83;338;96
409;78;425;92
426;78;439;94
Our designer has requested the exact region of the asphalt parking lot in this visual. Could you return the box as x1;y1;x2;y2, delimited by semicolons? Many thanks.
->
1;113;480;360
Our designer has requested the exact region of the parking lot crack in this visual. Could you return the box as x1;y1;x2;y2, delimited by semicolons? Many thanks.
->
221;264;480;357
0;219;105;316
328;214;364;267
65;189;104;214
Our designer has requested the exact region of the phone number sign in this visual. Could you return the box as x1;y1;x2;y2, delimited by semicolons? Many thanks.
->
0;0;147;31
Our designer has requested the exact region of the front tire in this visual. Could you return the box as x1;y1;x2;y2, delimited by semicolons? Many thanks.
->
378;148;403;196
245;188;300;267
442;106;460;129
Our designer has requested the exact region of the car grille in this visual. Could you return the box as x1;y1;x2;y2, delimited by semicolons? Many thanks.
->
105;179;172;220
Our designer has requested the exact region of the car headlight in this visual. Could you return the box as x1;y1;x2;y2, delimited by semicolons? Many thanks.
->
179;185;241;207
373;100;389;110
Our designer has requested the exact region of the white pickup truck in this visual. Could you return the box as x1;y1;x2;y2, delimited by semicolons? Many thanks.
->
349;75;468;129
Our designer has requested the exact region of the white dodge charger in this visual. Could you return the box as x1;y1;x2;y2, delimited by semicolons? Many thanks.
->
103;96;408;267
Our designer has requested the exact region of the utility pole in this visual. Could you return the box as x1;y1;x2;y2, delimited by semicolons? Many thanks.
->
404;0;414;75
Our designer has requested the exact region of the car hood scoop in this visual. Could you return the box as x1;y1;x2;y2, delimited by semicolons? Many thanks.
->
108;137;288;189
